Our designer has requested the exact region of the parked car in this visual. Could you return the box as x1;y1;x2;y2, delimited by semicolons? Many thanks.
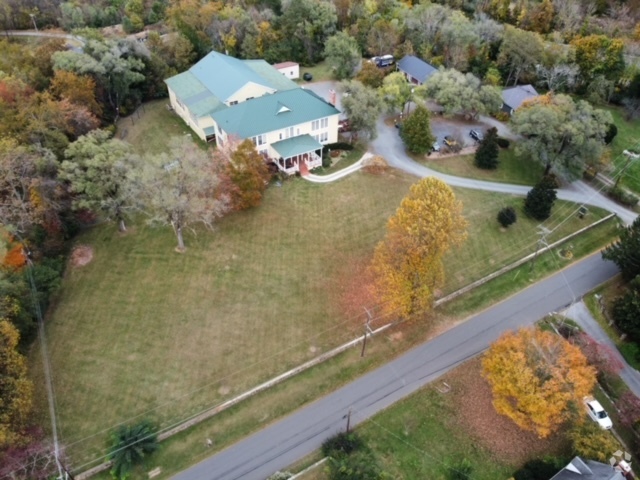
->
444;136;457;148
470;129;483;142
303;72;313;81
584;398;613;429
432;141;441;152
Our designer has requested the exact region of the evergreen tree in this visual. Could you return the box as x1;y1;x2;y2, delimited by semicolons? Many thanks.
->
524;176;557;220
400;105;435;155
474;127;499;169
602;216;640;280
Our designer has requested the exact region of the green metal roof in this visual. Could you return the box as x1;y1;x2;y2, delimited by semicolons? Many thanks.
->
189;51;276;100
165;71;226;117
271;135;322;158
212;89;339;138
203;126;215;135
244;60;299;92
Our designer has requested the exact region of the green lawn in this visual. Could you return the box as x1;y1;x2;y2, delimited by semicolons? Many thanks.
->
29;166;615;472
421;147;544;186
115;99;209;155
297;60;336;83
599;105;640;194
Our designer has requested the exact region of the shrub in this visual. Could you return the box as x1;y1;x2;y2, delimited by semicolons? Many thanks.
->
513;457;567;480
323;142;354;153
604;123;618;144
322;154;332;168
321;432;364;458
607;187;639;207
568;421;620;462
496;137;510;148
612;290;640;342
497;206;517;227
494;111;510;122
447;458;473;480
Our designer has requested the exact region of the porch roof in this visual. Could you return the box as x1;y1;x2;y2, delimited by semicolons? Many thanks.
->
271;134;322;159
203;126;215;136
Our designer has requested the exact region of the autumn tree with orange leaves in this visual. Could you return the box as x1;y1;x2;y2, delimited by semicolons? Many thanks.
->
370;177;467;320
482;327;596;438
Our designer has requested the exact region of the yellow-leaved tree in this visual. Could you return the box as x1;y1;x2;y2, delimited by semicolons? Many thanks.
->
0;319;34;448
370;177;467;320
482;327;596;438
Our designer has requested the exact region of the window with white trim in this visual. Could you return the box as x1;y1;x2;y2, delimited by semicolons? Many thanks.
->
319;131;328;143
252;134;266;146
312;117;329;131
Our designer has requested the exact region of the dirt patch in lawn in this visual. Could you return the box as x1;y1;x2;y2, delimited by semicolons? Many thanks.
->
70;245;94;267
448;357;570;466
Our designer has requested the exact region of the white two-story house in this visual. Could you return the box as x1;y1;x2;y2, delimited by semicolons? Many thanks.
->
165;51;340;175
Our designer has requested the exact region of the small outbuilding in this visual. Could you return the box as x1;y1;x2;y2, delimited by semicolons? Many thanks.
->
501;84;539;115
397;55;438;85
274;61;300;80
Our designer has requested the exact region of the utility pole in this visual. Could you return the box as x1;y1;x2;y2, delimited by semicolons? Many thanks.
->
29;13;38;31
529;226;551;274
360;307;374;357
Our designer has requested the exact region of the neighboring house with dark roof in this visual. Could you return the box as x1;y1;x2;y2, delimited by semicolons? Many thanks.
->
274;61;299;80
550;457;626;480
397;55;438;85
164;51;340;175
501;84;539;115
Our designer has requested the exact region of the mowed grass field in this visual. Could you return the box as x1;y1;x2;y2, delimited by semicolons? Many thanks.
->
30;166;611;468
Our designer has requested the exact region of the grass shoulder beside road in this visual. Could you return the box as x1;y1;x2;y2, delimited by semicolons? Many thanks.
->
415;146;544;186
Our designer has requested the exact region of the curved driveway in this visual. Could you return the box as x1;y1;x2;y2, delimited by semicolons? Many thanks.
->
370;117;637;225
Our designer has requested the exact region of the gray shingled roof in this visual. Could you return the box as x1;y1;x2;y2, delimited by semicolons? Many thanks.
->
550;457;625;480
501;84;539;111
397;55;437;84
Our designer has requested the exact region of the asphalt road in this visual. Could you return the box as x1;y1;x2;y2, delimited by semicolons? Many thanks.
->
174;252;619;480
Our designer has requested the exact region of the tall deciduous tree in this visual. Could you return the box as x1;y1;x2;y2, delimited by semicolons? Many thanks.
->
0;319;33;449
571;35;625;86
474;127;499;169
339;80;384;142
482;327;596;438
355;61;385;89
59;130;139;232
52;39;146;117
510;93;612;180
497;26;545;86
400;105;434;155
370;177;467;320
324;31;361;80
49;70;102;117
276;0;337;64
603;217;640;280
219;138;271;210
0;140;58;235
128;137;229;252
418;68;502;119
379;72;412;115
366;18;399;57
